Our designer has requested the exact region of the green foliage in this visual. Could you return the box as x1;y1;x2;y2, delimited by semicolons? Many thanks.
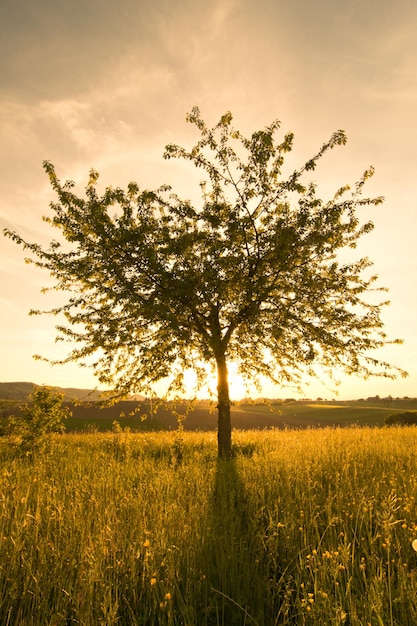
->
0;428;417;624
385;410;417;425
6;386;71;455
3;107;407;455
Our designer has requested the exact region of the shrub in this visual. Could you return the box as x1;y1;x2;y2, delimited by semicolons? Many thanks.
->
6;386;71;455
385;411;417;425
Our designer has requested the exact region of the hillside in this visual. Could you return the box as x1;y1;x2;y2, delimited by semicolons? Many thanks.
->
1;382;416;431
0;381;111;402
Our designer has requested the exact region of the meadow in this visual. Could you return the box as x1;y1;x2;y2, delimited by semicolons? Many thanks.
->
1;427;417;625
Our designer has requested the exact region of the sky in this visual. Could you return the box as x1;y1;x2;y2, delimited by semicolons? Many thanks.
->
1;0;416;400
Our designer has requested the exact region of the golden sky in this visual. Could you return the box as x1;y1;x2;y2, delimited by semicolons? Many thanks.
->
1;0;416;399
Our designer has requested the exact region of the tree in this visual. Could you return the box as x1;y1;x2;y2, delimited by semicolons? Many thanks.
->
4;107;406;456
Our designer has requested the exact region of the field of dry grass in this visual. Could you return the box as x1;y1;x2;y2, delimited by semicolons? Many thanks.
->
1;426;417;624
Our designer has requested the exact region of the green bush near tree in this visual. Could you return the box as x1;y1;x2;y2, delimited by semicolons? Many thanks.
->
385;410;417;425
5;386;71;455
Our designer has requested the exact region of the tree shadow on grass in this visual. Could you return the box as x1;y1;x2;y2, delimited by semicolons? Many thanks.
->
194;457;274;626
191;453;301;626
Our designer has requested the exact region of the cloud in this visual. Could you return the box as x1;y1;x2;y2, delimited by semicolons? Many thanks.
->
1;0;416;396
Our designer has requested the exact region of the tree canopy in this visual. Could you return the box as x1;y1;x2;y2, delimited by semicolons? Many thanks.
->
4;107;406;456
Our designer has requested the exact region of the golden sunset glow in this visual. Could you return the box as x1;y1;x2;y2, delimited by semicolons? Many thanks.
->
179;362;249;401
1;0;416;399
227;363;249;401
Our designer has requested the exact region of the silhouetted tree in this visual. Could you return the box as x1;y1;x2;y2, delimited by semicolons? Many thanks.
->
4;108;406;456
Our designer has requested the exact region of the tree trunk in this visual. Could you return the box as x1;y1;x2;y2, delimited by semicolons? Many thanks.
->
216;353;232;457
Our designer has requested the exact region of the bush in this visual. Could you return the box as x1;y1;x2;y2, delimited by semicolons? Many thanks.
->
385;411;417;426
6;386;71;455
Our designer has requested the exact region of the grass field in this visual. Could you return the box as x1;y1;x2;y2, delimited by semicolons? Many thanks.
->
1;427;417;625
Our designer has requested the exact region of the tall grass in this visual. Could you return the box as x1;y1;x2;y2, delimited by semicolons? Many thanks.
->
0;427;416;624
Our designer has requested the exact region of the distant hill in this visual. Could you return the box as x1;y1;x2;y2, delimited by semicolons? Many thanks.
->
1;383;416;432
0;382;144;403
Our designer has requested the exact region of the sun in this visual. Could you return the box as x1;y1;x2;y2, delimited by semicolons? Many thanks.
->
227;362;249;401
180;362;250;401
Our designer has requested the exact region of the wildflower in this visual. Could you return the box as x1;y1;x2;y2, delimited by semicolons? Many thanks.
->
143;540;151;548
150;577;157;586
412;539;417;552
165;592;171;600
